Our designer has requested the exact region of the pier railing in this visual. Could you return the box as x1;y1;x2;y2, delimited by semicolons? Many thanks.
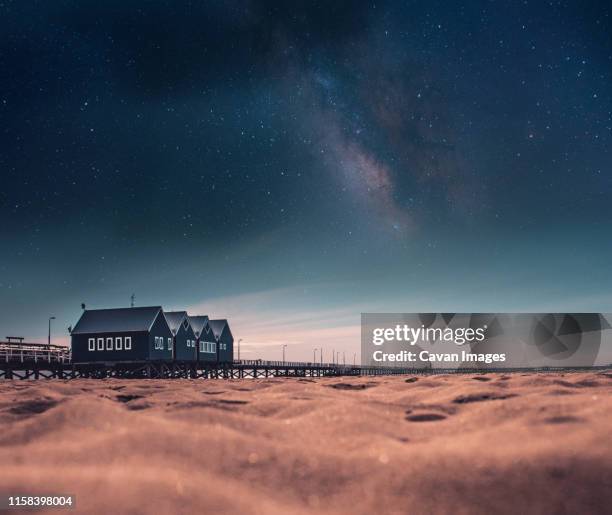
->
234;359;355;368
0;340;71;364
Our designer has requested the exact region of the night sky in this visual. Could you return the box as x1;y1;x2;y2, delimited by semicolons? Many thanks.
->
1;1;611;361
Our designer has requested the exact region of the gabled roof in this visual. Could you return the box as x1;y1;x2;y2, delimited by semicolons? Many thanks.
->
164;311;189;335
208;319;228;341
188;315;209;338
71;306;163;335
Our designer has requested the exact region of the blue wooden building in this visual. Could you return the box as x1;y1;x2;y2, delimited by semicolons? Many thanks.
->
164;311;197;361
71;306;173;363
188;315;217;363
208;319;234;364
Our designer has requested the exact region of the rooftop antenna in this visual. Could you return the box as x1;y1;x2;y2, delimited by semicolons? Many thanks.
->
130;293;135;308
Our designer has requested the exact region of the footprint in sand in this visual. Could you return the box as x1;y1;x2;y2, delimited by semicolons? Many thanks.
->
9;399;58;416
115;394;144;403
127;403;151;411
471;376;492;382
547;389;577;396
543;415;583;424
326;383;378;390
575;380;600;387
453;392;517;404
406;413;447;422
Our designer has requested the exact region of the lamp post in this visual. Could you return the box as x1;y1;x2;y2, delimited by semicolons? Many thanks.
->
320;348;323;365
238;339;242;361
313;348;318;364
343;351;345;365
282;344;287;363
353;353;356;366
48;316;56;346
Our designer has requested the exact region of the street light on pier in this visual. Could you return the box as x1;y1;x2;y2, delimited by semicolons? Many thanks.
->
313;347;318;364
48;316;56;346
282;344;287;363
238;339;242;361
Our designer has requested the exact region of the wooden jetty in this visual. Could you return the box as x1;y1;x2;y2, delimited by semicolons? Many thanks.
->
0;340;413;380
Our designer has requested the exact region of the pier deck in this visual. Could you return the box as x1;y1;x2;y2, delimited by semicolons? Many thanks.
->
0;340;413;379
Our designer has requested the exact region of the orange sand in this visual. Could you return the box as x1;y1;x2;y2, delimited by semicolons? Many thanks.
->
1;371;611;514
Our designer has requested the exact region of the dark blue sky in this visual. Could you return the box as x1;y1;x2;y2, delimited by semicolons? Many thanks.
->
1;1;611;359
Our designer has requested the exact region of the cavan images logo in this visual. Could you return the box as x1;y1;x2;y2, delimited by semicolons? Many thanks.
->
361;313;612;370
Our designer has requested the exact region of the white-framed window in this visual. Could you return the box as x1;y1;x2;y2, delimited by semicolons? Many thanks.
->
106;337;113;350
125;336;132;350
88;338;95;351
155;336;161;349
97;338;104;351
211;342;216;353
115;337;122;350
168;338;172;350
188;339;192;348
199;341;204;352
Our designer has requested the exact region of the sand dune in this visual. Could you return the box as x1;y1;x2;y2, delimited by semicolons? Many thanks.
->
1;372;611;514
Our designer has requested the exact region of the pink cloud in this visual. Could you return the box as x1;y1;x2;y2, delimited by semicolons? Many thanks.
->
187;287;363;362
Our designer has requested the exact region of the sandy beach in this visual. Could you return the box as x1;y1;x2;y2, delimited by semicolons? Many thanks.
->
1;371;611;514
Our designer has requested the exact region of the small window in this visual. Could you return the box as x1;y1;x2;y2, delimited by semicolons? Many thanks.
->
168;338;172;350
115;337;122;350
125;336;132;350
199;341;204;352
106;337;113;350
97;338;104;351
212;342;216;353
156;336;161;349
88;338;95;351
183;319;189;330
